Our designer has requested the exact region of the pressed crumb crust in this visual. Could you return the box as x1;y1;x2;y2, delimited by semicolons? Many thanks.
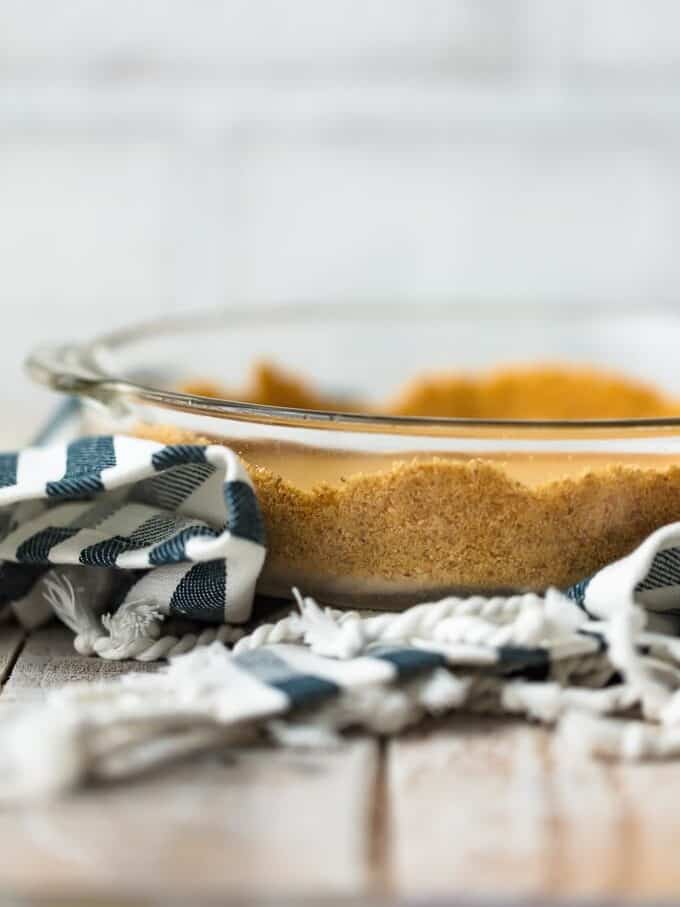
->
133;426;680;595
183;361;680;420
134;364;680;598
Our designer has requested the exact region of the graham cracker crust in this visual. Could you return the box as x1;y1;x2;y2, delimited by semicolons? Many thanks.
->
131;362;680;604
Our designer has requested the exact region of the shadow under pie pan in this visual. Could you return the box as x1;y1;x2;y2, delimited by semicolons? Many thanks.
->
27;302;680;610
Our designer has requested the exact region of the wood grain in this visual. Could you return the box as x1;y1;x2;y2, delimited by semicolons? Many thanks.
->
7;625;680;901
610;756;680;898
545;725;629;897
0;623;25;686
548;730;680;899
0;741;379;900
386;717;553;899
0;625;379;901
1;624;156;705
388;713;680;901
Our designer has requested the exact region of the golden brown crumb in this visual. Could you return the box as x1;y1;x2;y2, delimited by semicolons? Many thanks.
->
141;364;680;605
384;364;678;419
181;361;678;420
134;421;680;602
183;361;359;412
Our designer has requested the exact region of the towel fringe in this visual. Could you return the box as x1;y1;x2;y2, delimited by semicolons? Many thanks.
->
42;570;246;661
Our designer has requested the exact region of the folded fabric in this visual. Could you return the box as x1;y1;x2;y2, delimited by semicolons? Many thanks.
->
0;436;266;658
5;572;680;799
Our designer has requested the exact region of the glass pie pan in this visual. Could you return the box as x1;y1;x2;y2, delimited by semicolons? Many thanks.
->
27;302;680;610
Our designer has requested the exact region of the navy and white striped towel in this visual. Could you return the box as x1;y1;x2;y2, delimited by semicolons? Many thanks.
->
0;436;266;645
7;432;680;797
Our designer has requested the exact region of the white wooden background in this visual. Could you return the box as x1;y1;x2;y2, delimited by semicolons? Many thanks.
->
2;0;680;438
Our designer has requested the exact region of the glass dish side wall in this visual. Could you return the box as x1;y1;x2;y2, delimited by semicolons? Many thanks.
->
28;304;680;609
81;396;680;608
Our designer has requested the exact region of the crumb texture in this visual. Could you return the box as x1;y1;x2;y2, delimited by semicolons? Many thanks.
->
181;361;679;419
134;422;680;594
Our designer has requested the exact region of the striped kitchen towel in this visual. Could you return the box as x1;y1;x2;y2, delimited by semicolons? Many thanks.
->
4;565;680;799
6;427;680;797
0;435;266;658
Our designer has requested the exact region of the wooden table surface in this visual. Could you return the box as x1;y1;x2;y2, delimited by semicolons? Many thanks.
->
1;624;680;905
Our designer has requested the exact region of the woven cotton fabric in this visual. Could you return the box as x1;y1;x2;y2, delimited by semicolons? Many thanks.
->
7;430;680;796
0;436;266;631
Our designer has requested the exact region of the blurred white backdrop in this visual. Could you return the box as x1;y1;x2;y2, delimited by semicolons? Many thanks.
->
2;0;680;436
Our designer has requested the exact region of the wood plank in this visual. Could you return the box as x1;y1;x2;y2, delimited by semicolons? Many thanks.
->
545;724;629;897
0;740;379;900
388;712;680;901
1;624;156;705
387;716;553;899
610;756;680;898
0;623;25;686
545;733;680;899
0;625;380;901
